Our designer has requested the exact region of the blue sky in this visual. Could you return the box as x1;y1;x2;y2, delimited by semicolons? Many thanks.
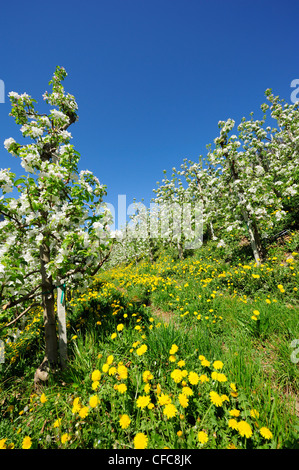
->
0;0;298;228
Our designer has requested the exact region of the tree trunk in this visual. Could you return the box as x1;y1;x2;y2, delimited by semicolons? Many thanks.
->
241;209;265;265
39;242;58;366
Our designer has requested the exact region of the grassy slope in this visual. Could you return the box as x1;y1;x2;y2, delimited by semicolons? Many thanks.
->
0;233;298;449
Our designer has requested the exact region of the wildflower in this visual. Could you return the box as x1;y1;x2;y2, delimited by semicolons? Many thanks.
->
266;299;271;304
144;383;151;394
61;433;70;444
197;431;208;444
177;430;183;437
178;393;189;408
92;380;100;390
177;360;185;368
199;374;209;383
171;369;183;383
136;395;150;409
260;427;273;440
40;393;47;404
209;391;223;407
72;397;81;413
0;439;7;449
253;310;260;316
102;363;109;373
169;344;178;355
228;418;239;430
89;395;99;408
118;365;128;380
106;355;114;364
22;436;32;449
134;432;148;449
117;323;124;331
237;421;252;438
117;384;127;394
143;370;153;383
108;366;117;376
163;403;177;419
216;373;227;382
213;360;224;370
188;371;200;385
201;358;210;367
221;394;229;403
119;414;131;430
158;393;172;406
92;370;101;382
53;418;62;428
79;406;89;419
111;332;117;339
230;383;238;397
181;386;193;396
229;409;240;417
169;355;176;362
136;344;148;356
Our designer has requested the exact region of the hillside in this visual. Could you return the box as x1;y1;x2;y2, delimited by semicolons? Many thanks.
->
0;232;298;449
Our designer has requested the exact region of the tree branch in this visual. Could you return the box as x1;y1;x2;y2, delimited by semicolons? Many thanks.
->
0;302;39;330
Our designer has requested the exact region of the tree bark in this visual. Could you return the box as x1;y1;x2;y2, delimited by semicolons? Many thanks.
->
39;242;58;366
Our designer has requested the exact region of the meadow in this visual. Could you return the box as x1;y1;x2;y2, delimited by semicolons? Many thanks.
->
0;232;298;450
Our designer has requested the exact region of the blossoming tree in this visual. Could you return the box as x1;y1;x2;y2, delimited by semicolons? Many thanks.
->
0;66;112;379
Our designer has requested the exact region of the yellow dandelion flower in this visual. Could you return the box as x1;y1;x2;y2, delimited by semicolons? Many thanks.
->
181;386;193;396
199;374;209;383
171;369;183;383
229;409;240;417
117;323;124;331
178;393;189;408
53;418;62;428
119;414;131;430
228;418;239;430
91;370;101;382
79;406;89;419
209;391;223;407
111;332;117;339
213;360;224;370
197;431;208;444
237;421;252;438
61;433;70;444
89;395;99;408
0;439;7;449
163;403;177;419
108;366;117;376
136;344;148;356
143;370;153;383
169;344;178;355
40;393;47;404
260;427;273;440
201;359;210;367
188;371;200;385
158;393;172;406
22;436;32;449
136;395;150;409
118;384;127;394
134;432;148;449
117;365;128;380
92;380;100;390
